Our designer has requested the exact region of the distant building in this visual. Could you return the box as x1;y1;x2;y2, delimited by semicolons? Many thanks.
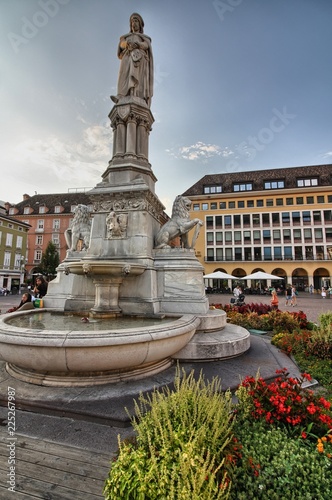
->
5;192;93;280
182;164;332;292
0;201;30;293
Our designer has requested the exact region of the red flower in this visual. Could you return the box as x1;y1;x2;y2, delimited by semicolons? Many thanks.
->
306;403;318;415
238;369;332;438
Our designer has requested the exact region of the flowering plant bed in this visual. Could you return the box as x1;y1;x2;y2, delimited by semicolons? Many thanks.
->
104;310;332;499
211;302;311;333
104;367;332;499
271;311;332;396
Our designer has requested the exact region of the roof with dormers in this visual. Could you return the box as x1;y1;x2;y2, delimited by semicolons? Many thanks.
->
0;213;31;227
6;192;93;216
182;164;332;196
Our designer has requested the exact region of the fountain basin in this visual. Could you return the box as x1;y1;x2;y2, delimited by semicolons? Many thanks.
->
0;309;200;387
64;260;147;318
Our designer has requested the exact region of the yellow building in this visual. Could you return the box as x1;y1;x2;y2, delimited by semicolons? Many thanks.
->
183;164;332;293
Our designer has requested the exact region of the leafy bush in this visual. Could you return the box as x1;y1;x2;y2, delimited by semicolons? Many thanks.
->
272;318;332;360
218;302;272;316
293;353;332;397
104;369;234;499
306;313;332;359
228;419;332;499
318;312;332;330
271;330;313;355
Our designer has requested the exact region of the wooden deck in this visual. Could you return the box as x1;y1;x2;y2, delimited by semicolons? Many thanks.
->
0;429;112;499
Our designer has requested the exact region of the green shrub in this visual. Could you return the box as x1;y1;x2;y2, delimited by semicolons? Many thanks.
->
293;352;332;399
104;369;234;499
272;321;332;360
229;420;332;499
271;330;312;355
318;312;332;330
307;315;332;359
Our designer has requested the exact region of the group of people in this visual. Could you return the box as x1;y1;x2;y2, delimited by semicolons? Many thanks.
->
6;277;48;314
269;285;298;310
233;284;298;310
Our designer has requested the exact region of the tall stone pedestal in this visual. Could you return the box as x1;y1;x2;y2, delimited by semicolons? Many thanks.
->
154;249;209;315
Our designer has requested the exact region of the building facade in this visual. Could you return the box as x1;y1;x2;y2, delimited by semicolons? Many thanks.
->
0;203;30;293
5;192;93;281
183;164;332;292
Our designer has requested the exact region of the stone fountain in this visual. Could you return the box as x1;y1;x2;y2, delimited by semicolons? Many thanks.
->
0;13;249;387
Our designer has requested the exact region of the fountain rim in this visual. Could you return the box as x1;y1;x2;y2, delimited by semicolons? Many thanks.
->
65;260;147;276
0;308;201;347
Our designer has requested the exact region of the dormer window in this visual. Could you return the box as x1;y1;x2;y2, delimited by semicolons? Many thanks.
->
39;205;46;214
297;177;318;187
9;208;16;215
233;182;253;192
203;185;222;194
23;207;30;215
264;180;285;189
54;205;61;213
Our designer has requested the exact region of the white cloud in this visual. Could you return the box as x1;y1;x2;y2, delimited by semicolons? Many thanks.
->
3;124;112;196
167;142;234;161
322;151;332;158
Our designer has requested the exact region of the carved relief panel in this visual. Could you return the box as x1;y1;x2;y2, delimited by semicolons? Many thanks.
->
106;211;128;239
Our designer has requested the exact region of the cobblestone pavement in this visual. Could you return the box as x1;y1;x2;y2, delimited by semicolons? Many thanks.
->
208;291;332;324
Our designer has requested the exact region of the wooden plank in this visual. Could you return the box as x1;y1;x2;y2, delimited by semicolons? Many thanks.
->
0;431;113;499
0;432;115;465
1;446;110;480
15;462;104;495
15;433;114;464
0;486;40;500
14;457;105;495
1;475;104;499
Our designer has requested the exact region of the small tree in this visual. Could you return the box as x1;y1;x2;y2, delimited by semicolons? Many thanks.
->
40;241;60;279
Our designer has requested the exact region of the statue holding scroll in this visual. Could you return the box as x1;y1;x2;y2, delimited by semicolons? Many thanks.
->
111;13;153;107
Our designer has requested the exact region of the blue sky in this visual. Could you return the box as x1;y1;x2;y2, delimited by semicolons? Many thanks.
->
1;0;332;213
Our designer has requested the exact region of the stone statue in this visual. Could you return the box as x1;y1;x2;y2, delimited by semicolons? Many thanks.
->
154;196;203;249
64;204;92;251
111;13;153;107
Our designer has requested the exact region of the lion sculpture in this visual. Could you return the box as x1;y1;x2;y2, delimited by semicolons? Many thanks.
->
154;195;203;249
64;204;92;251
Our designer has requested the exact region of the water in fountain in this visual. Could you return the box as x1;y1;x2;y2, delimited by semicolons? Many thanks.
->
7;312;175;331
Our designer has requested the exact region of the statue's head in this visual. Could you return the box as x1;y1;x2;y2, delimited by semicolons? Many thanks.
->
130;13;144;33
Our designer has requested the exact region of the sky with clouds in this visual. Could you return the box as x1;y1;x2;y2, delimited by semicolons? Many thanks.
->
1;0;332;213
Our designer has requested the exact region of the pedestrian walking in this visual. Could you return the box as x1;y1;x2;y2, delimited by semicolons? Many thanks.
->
285;285;292;306
321;287;327;299
270;289;279;310
291;285;297;307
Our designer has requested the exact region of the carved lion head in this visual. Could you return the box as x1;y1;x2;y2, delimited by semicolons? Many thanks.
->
171;196;192;219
